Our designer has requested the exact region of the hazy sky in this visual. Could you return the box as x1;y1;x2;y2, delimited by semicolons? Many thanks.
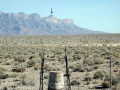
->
0;0;120;33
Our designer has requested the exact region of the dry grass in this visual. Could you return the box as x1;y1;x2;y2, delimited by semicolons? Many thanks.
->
0;34;120;90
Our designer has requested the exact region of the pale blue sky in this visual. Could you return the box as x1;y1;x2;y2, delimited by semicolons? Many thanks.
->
0;0;120;33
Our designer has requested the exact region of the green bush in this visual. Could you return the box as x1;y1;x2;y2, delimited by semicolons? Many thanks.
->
14;56;25;63
70;63;84;72
0;67;7;73
112;75;120;85
71;80;80;86
101;81;110;88
93;70;107;79
8;73;18;78
0;72;8;79
93;58;104;64
83;59;94;66
27;60;35;67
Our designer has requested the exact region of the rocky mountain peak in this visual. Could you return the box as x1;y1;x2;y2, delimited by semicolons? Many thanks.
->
0;11;103;35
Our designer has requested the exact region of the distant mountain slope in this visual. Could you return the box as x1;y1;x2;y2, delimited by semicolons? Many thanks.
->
0;11;103;35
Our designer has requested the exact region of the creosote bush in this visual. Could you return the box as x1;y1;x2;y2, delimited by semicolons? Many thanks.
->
71;80;80;86
14;56;25;63
93;70;107;80
0;72;8;79
84;58;94;66
27;60;35;67
93;58;104;64
70;63;84;72
112;75;120;86
101;81;110;88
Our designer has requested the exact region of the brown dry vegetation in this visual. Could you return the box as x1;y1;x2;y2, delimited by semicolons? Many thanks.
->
0;34;120;90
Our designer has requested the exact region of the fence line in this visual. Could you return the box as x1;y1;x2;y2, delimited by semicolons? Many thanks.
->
0;87;111;90
0;69;118;90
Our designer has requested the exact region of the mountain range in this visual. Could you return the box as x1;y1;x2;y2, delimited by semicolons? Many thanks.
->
0;11;103;35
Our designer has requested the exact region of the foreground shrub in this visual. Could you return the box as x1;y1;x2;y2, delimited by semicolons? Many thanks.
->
112;75;120;86
27;60;35;67
71;80;80;86
101;81;110;88
11;66;25;72
0;72;8;79
70;63;84;72
93;70;107;79
0;67;8;79
93;58;104;64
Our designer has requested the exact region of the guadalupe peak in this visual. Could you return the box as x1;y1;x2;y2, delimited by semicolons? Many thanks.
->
0;11;103;35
